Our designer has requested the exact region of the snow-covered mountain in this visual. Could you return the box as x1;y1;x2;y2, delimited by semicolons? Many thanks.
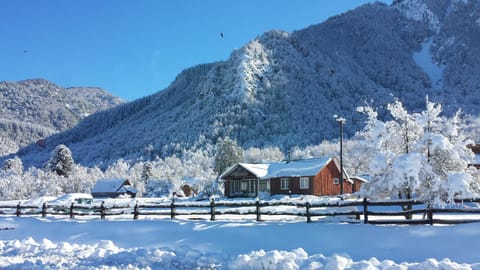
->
11;0;480;167
0;79;123;156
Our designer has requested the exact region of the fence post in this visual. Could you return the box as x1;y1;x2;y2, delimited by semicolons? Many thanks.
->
16;202;21;217
42;202;47;217
170;197;176;219
210;198;216;221
133;202;139;220
363;198;368;224
69;202;74;219
100;201;105;220
427;204;433;225
306;202;311;223
256;198;261;222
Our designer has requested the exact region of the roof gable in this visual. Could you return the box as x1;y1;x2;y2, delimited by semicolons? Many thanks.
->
237;163;269;178
222;157;334;180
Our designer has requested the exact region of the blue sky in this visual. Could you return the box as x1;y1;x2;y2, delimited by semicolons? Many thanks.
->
1;0;391;101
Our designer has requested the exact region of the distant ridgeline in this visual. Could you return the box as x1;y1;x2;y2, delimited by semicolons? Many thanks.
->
7;0;480;168
0;79;123;157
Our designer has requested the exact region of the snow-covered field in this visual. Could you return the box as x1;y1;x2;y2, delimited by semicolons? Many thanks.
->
2;209;480;269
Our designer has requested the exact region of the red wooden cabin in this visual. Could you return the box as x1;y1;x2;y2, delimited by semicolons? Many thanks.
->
220;157;361;198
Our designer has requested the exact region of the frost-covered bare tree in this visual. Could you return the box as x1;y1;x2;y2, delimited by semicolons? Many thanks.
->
244;146;285;163
358;98;479;203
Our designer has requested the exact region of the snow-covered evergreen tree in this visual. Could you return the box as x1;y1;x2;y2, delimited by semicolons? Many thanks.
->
141;162;153;182
45;144;74;177
214;137;243;176
2;156;23;175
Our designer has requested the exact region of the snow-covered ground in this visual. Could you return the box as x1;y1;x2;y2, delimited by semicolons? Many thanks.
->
2;206;480;269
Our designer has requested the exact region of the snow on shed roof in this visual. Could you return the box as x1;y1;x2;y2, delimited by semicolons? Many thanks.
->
350;176;370;183
230;157;334;179
92;179;132;193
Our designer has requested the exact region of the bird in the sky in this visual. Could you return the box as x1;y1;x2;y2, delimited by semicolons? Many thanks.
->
220;32;224;38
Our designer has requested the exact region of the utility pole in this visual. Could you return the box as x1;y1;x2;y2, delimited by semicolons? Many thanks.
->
334;115;346;195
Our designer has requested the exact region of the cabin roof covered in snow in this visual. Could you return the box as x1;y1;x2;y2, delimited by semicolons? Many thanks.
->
222;157;350;180
91;179;132;193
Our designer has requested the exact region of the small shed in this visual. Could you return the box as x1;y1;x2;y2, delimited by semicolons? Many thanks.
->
349;176;369;193
468;144;480;169
470;154;480;169
91;178;137;198
221;157;356;198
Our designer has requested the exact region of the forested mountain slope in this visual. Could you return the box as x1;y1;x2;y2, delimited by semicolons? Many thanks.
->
12;0;480;167
0;79;123;156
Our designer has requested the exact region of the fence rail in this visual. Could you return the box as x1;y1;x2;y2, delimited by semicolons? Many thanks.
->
1;197;480;225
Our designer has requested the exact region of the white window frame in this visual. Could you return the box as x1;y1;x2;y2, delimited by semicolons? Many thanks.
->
333;178;340;185
281;178;290;190
240;179;256;194
299;177;309;189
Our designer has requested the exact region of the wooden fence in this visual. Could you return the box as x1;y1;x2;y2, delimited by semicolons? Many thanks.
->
1;198;480;225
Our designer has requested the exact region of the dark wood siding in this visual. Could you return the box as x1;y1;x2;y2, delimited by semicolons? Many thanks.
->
269;176;312;195
352;180;362;193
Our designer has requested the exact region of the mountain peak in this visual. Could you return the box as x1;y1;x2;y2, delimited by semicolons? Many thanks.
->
393;0;443;32
8;2;480;168
235;38;274;102
15;78;60;89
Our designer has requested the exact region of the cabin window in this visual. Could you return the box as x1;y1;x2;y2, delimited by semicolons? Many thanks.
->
300;177;309;189
249;180;255;193
259;179;270;193
230;179;256;196
333;178;339;185
281;178;290;190
240;179;256;194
